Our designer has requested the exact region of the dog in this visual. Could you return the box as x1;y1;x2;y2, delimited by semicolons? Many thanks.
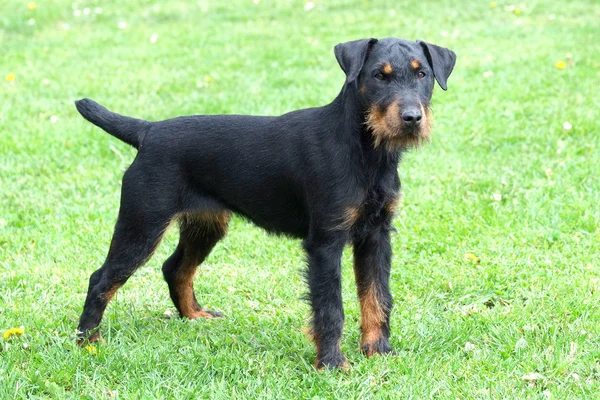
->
74;37;456;369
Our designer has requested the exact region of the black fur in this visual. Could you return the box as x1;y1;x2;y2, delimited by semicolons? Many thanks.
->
75;99;150;148
74;37;456;369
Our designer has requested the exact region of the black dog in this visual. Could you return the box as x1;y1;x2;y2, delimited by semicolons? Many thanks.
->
74;37;455;369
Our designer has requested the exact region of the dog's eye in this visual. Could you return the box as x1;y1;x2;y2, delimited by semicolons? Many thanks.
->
417;71;426;79
374;72;385;81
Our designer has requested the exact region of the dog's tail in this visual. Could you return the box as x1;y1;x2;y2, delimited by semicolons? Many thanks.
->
75;98;150;149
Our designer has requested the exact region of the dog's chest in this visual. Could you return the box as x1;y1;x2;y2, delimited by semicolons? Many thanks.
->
349;182;399;237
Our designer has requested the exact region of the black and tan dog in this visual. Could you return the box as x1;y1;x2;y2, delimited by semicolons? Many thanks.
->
74;37;455;369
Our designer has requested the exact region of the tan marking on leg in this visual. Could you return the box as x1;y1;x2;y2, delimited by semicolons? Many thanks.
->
180;211;231;237
332;206;361;231
410;59;421;69
311;330;322;368
187;309;219;319
104;283;123;302
174;259;198;318
85;330;104;344
212;212;231;235
383;63;392;74
359;284;386;357
175;211;230;319
304;327;326;369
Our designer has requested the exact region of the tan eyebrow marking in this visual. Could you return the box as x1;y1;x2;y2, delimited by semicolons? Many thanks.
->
411;59;421;69
382;63;392;74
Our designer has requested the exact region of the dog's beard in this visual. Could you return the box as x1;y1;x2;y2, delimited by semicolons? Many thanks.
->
365;104;432;152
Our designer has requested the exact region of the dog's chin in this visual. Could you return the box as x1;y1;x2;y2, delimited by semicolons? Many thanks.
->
370;126;430;152
365;105;432;152
388;130;429;151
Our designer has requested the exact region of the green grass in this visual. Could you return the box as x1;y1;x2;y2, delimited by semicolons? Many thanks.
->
1;0;599;398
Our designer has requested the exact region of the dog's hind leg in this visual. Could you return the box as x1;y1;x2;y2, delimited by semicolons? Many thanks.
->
162;212;230;319
76;168;179;344
76;209;175;344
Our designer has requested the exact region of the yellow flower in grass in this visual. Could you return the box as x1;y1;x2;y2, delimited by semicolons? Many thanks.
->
85;345;97;355
465;253;481;263
555;60;567;69
28;2;36;10
6;73;16;82
490;1;497;8
3;326;25;339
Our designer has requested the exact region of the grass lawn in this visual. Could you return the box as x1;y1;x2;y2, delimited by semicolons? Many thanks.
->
1;0;599;398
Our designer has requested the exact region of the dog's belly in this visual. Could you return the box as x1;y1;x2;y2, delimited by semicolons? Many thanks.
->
211;190;309;238
189;170;310;238
227;176;311;238
236;199;309;238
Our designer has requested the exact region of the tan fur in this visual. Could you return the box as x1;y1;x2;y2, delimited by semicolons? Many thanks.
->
82;330;104;345
186;309;219;319
104;283;123;302
175;211;230;319
332;206;361;231
343;206;361;228
365;101;433;151
312;331;321;366
174;259;199;319
179;211;230;237
410;59;421;69
383;63;393;74
385;193;401;215
364;106;388;149
420;104;432;137
358;284;386;356
98;211;231;321
359;85;367;95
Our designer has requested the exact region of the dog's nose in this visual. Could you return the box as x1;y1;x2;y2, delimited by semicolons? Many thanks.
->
401;109;422;128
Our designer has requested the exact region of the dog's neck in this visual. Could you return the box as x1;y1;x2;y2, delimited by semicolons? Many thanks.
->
329;86;401;183
332;84;402;158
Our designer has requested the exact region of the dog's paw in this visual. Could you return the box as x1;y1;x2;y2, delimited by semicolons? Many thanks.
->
187;308;224;319
76;329;103;346
315;352;350;371
361;336;394;357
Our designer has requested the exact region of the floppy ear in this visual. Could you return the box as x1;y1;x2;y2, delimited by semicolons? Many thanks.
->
334;38;378;84
417;40;456;91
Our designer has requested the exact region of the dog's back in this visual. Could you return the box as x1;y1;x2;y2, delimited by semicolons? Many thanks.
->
75;99;345;237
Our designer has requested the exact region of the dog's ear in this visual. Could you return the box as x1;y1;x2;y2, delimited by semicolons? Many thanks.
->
334;38;378;84
417;40;456;91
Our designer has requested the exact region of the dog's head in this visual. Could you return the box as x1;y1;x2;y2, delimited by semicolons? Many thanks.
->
335;38;456;151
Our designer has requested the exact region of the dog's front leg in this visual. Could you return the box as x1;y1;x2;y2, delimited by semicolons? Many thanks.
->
353;224;394;357
304;233;348;369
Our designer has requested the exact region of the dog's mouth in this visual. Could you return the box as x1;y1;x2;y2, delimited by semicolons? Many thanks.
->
365;103;432;151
